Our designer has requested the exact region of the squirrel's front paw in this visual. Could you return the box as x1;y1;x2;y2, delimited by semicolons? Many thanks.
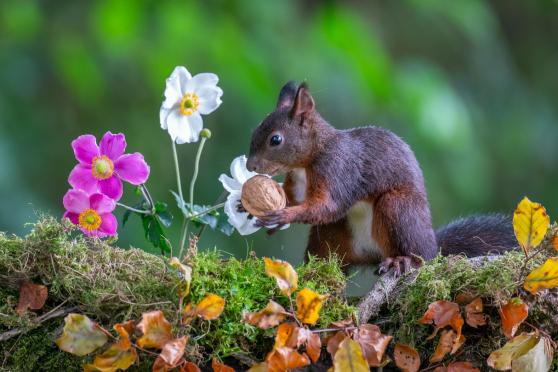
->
254;209;290;228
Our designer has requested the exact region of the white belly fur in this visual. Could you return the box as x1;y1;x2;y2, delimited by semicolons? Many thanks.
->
346;201;382;259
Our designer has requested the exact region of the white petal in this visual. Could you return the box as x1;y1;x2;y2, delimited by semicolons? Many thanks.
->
197;86;223;115
219;174;242;193
160;106;172;129
224;192;260;235
184;112;203;143
162;67;191;108
166;110;192;144
230;155;258;184
186;72;219;93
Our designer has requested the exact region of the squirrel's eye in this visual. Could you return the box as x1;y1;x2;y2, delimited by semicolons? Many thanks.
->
269;134;282;147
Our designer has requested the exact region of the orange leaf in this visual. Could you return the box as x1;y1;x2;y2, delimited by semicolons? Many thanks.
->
243;300;287;329
464;298;486;328
326;331;348;359
394;343;420;372
264;257;298;296
246;362;269;372
433;362;480;372
160;336;188;367
266;346;310;372
152;356;170;372
212;358;235;372
419;300;463;338
330;317;355;328
113;320;135;349
180;361;201;372
553;236;558;252
84;342;137;372
16;282;48;315
56;313;109;356
274;322;299;349
354;324;392;367
195;293;225;320
296;288;327;325
296;328;322;363
136;310;172;349
430;330;464;363
499;298;528;339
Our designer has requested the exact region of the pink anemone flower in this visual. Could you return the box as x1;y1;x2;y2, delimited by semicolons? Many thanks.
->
68;131;150;201
63;189;117;237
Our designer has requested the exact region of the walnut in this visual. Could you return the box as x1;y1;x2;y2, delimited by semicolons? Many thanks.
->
241;175;286;217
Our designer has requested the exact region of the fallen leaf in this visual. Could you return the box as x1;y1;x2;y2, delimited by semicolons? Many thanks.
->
354;324;392;367
180;361;201;372
464;298;486;328
152;356;170;372
84;343;137;372
296;288;328;325
513;197;549;255
296;328;321;363
160;336;188;367
511;335;554;372
274;322;299;349
553;236;558;252
499;298;528;339
113;321;135;349
195;293;225;321
266;347;310;372
327;331;349;358
56;313;109;356
394;343;420;372
182;303;195;325
333;338;369;372
419;300;463;338
16;282;48;315
330;318;355;328
170;257;192;298
524;257;558;294
212;358;235;372
247;362;269;372
487;332;540;370
433;361;480;372
264;257;298;296
430;330;456;363
243;300;287;329
136;310;172;349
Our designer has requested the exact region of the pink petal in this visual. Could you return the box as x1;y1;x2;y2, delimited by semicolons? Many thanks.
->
63;189;90;213
63;211;79;225
80;227;97;237
114;153;150;185
98;176;123;201
89;193;116;214
99;131;126;160
98;213;117;236
68;164;98;194
72;134;99;165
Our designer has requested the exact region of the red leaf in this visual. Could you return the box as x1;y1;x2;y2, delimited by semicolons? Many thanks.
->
16;282;48;315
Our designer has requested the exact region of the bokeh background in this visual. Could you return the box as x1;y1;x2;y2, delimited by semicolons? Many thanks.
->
1;0;557;292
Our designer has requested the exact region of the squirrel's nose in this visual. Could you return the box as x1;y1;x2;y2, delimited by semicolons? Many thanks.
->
246;157;257;172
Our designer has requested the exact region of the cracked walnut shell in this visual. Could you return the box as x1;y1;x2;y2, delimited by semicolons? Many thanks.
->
241;175;286;217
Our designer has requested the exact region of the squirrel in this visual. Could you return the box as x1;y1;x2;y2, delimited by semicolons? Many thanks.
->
246;81;517;274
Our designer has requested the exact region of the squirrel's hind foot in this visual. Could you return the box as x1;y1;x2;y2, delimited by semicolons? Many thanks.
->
377;256;420;276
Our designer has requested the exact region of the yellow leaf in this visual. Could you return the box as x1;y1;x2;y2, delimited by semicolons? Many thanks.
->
194;293;225;320
55;313;109;356
264;257;298;296
513;197;549;255
296;288;327;325
84;345;137;372
333;338;369;372
136;310;172;349
169;257;192;298
487;332;540;370
243;300;287;329
524;257;558;294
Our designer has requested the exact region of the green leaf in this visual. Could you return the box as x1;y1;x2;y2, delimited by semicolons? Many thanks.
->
217;214;234;236
122;200;147;227
155;201;168;213
157;211;173;228
141;215;171;254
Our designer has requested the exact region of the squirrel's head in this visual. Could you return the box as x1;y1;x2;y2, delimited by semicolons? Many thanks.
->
247;81;316;175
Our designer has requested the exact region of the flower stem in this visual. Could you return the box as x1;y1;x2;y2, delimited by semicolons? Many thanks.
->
188;202;226;220
171;140;185;211
116;202;151;215
189;137;208;208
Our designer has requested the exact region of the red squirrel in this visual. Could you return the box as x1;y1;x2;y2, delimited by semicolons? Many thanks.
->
246;82;516;274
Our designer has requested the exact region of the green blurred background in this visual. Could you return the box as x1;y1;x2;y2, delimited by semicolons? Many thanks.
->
1;0;557;291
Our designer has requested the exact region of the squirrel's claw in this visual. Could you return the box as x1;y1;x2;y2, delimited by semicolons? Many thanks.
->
255;209;288;228
377;256;418;276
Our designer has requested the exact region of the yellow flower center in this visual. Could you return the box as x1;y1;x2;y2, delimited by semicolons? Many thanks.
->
78;209;102;231
91;155;114;180
179;93;200;116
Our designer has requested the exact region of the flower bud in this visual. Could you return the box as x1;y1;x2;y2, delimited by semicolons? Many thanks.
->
200;128;212;139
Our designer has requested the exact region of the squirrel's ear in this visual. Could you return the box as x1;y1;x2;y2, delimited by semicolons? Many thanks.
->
276;81;298;110
290;83;315;119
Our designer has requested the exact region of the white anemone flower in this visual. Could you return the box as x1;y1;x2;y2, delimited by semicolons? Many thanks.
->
219;155;289;235
160;66;223;144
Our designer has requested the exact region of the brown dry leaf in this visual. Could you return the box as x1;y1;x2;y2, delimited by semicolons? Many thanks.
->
327;331;349;359
274;322;299;349
296;288;328;325
513;197;549;255
487;332;540;370
195;293;225;321
394;343;420;372
152;356;169;372
180;361;201;372
113;321;135;349
330;318;355;328
332;338;369;372
16;282;48;315
433;362;480;372
264;257;298;296
84;343;137;372
56;313;109;356
182;303;195;325
160;336;188;367
243;300;287;329
212;358;235;372
499;298;528;339
464;298;486;328
136;310;172;349
354;324;392;367
430;330;464;363
296;328;322;363
553;236;558;252
419;300;463;339
266;347;310;372
524;257;558;294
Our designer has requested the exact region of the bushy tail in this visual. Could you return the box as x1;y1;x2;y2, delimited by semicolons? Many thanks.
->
435;214;517;257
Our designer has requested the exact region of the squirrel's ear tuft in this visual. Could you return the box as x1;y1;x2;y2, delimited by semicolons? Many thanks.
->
276;81;298;110
290;83;315;119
